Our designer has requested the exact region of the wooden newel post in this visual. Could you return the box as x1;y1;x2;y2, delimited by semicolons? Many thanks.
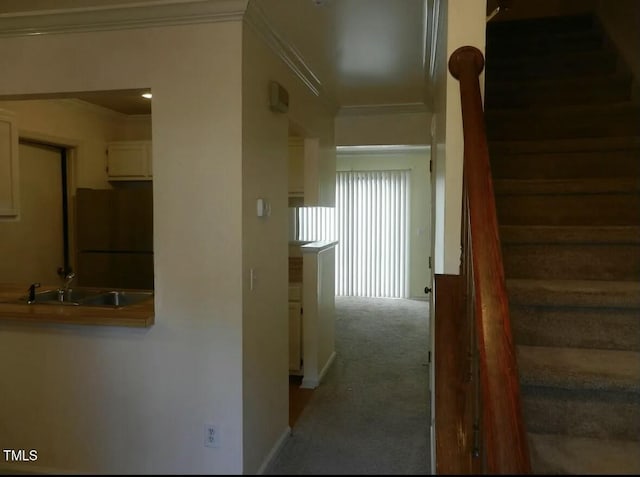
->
448;46;489;175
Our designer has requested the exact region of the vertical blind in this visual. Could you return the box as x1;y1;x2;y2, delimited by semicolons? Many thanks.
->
335;170;410;298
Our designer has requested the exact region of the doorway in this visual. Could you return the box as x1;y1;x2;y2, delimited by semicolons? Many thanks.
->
336;169;411;298
335;145;431;300
0;140;70;285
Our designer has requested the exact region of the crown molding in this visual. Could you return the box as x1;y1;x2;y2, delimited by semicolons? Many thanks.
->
337;102;430;117
244;0;338;114
0;0;248;37
336;144;431;155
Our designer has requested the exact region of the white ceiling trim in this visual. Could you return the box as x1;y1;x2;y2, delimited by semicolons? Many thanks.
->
0;0;248;37
336;144;430;155
244;2;319;96
428;0;442;82
338;103;430;117
244;1;323;99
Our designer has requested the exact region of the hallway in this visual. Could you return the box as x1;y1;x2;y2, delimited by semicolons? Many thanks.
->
267;297;430;475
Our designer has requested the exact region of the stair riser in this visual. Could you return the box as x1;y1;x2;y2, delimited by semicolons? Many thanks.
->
490;150;640;180
485;77;631;109
487;113;640;140
510;305;640;351
497;194;640;226
503;244;640;281
522;388;640;441
507;283;640;309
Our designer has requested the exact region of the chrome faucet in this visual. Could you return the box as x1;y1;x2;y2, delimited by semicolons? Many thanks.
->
27;282;41;304
63;271;75;292
57;267;75;302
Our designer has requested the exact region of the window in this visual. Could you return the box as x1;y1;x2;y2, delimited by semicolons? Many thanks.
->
336;170;410;298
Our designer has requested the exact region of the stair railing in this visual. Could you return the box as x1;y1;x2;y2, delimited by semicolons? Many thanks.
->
487;0;514;22
447;45;531;473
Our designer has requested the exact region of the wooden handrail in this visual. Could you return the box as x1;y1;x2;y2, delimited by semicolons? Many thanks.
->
487;0;514;21
447;45;531;473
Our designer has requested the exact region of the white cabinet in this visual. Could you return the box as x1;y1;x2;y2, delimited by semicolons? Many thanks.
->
289;283;303;374
289;301;302;372
0;109;19;217
106;141;152;181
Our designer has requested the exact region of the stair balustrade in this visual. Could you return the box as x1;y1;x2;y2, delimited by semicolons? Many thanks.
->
435;45;531;474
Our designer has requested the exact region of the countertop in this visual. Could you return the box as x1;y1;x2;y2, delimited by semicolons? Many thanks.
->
0;284;154;328
300;240;338;253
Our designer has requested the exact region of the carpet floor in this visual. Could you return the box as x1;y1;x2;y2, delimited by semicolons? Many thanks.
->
266;296;431;475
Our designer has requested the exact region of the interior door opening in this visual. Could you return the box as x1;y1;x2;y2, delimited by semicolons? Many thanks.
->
0;140;70;285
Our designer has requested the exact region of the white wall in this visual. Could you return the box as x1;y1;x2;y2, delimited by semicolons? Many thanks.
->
241;14;336;473
0;21;245;475
0;99;124;190
336;148;431;298
118;115;153;141
335;110;430;146
431;0;487;275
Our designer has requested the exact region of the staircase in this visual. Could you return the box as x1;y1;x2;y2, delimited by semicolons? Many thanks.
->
484;14;640;474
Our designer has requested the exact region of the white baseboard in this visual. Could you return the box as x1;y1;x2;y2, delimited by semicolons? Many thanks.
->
318;351;336;383
300;376;318;389
301;351;336;389
409;295;430;301
256;426;291;475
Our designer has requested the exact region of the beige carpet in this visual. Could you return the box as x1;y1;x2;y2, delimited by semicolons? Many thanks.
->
266;296;430;475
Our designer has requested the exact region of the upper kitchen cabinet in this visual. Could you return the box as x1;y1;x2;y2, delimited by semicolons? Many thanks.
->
288;137;304;196
106;140;152;181
0;109;19;217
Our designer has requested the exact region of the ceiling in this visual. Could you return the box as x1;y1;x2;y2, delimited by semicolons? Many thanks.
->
73;89;153;115
0;0;430;115
256;0;429;109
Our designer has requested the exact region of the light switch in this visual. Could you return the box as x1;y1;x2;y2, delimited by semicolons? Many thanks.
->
256;198;271;217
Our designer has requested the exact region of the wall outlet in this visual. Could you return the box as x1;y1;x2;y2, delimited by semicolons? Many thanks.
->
205;424;220;448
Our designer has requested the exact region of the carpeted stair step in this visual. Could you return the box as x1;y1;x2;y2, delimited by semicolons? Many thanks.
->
510;305;640;351
485;47;620;82
528;433;640;474
487;26;604;57
495;178;640;226
506;278;640;308
485;10;640;474
485;72;632;109
486;102;640;141
517;346;640;440
487;13;597;36
487;13;597;37
501;225;640;281
490;137;640;180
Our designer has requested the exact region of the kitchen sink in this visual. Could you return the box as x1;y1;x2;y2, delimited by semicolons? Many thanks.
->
21;288;98;305
80;290;153;308
19;288;153;308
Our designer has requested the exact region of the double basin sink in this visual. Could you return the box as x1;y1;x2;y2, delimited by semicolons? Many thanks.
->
23;288;153;308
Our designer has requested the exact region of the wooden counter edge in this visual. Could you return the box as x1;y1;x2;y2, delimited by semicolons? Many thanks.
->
0;286;155;328
0;309;154;328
